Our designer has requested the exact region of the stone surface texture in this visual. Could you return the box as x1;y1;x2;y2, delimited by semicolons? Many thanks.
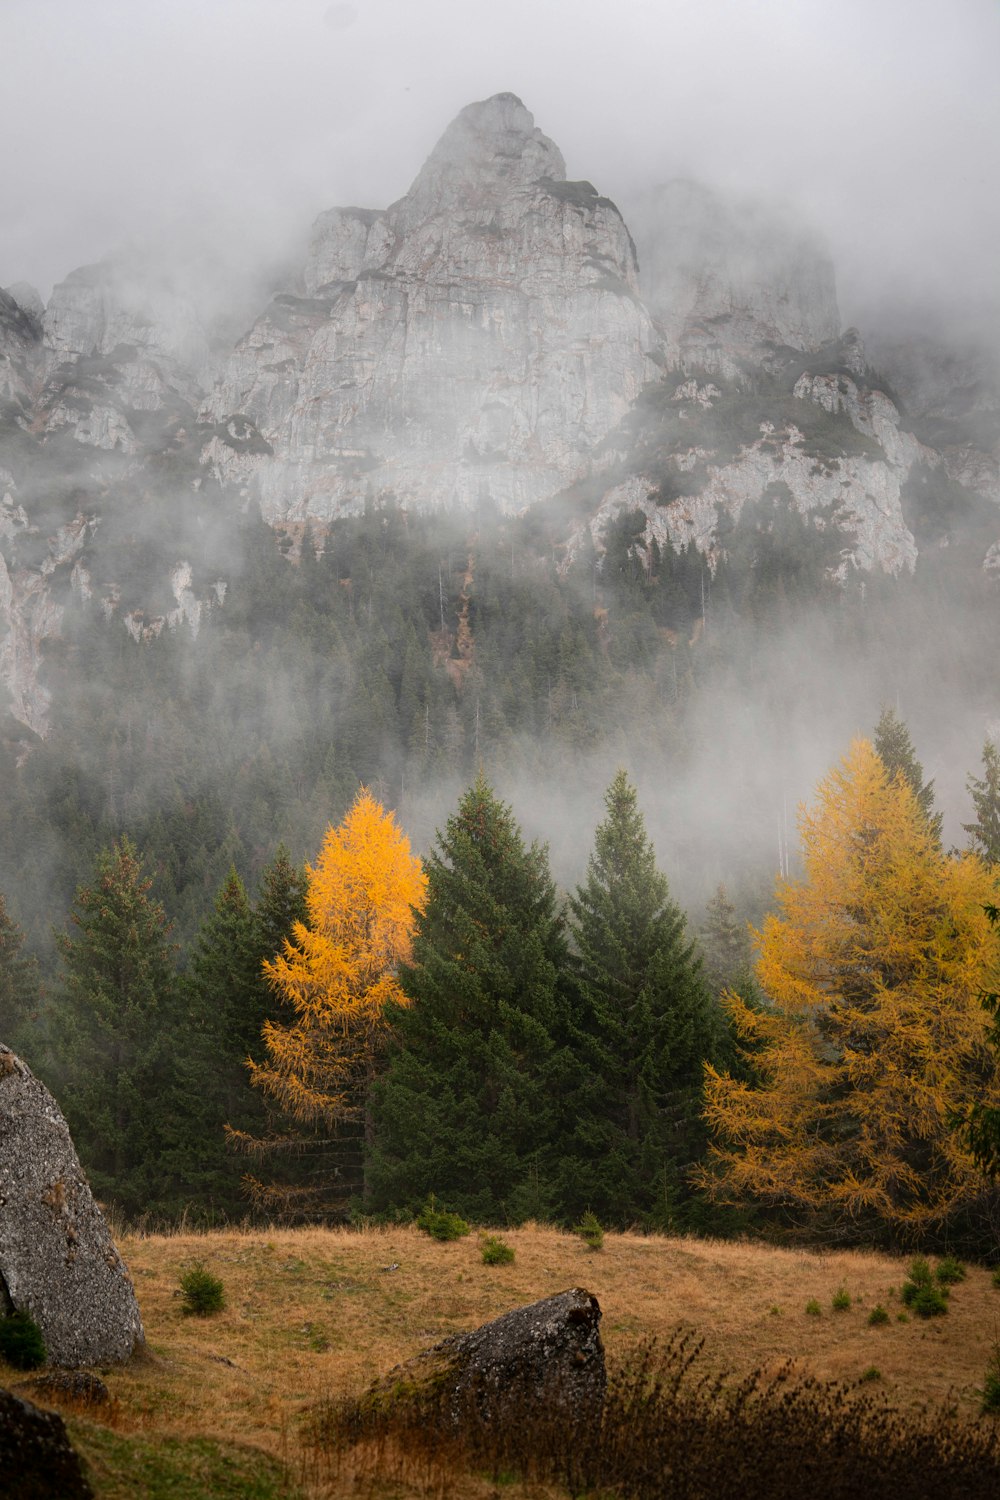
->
367;1286;605;1427
626;178;840;366
0;1388;93;1499
0;1045;145;1367
0;92;996;735
205;93;659;521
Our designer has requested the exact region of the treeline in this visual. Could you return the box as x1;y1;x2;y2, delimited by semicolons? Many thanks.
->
5;709;1000;1255
3;474;997;972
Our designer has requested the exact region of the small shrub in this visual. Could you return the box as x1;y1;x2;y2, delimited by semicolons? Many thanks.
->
858;1366;881;1383
805;1299;822;1317
769;1305;782;1317
0;1310;46;1370
179;1263;225;1317
981;1342;1000;1414
896;1311;910;1323
910;1283;949;1318
832;1287;851;1311
481;1235;515;1266
574;1211;604;1251
416;1196;471;1242
935;1255;966;1286
867;1305;890;1326
901;1257;947;1316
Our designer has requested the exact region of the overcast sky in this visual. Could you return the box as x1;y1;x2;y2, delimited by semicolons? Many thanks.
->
3;0;998;328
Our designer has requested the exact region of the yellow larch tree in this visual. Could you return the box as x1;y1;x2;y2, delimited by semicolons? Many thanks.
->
701;737;1000;1245
242;788;426;1213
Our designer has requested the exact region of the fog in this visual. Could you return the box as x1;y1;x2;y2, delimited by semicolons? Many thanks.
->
2;0;999;963
4;0;998;331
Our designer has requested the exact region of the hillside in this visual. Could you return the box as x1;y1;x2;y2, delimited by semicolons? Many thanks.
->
7;1223;998;1497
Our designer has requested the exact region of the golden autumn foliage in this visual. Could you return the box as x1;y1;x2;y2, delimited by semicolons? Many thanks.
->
248;789;426;1135
701;738;1000;1241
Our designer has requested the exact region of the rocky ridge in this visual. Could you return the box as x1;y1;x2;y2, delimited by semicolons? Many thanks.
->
0;92;997;734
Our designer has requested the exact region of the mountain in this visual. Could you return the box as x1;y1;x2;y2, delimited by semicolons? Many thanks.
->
0;92;997;747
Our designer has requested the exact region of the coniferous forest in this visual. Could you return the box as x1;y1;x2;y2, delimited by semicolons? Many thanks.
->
3;489;1000;1252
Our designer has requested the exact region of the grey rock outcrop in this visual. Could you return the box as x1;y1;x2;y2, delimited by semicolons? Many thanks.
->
0;1045;145;1367
205;93;659;522
627;178;840;370
365;1286;605;1428
0;1388;93;1499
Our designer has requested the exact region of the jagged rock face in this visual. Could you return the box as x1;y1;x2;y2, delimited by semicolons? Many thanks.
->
206;93;660;521
866;326;1000;506
0;1044;145;1367
583;331;931;576
627;179;840;371
0;287;42;414
39;258;212;456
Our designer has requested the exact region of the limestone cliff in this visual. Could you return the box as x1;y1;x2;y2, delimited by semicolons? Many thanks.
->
0;92;996;737
205;93;660;521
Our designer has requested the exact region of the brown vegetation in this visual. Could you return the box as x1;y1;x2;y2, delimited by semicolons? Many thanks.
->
5;1223;1000;1497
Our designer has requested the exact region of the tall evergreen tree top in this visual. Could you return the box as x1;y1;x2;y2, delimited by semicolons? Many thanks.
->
873;705;942;842
570;769;685;1004
57;836;177;1017
254;845;308;967
964;739;1000;866
409;772;567;995
0;891;40;1051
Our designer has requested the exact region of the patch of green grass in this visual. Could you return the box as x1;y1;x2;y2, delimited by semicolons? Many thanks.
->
832;1288;851;1312
867;1305;890;1326
858;1367;882;1384
67;1421;298;1500
805;1299;822;1317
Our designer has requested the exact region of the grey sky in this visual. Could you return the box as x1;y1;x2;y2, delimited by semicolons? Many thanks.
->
3;0;998;325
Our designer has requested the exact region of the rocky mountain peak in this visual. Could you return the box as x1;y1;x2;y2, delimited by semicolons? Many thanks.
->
403;93;566;215
626;178;840;366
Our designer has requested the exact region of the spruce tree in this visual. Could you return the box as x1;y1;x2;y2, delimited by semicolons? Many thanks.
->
253;844;308;971
49;838;180;1218
165;867;270;1216
874;705;942;843
0;891;41;1056
368;775;569;1223
561;770;716;1227
700;883;752;998
964;739;1000;866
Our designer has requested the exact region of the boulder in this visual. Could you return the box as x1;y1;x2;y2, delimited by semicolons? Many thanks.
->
0;1045;145;1367
13;1371;111;1411
0;1387;93;1498
365;1286;605;1429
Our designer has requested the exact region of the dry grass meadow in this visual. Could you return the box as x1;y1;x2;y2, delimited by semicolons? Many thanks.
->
6;1222;1000;1497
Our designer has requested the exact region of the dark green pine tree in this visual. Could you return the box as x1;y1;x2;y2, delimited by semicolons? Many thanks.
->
164;867;270;1216
368;775;570;1223
48;838;180;1218
873;705;942;842
964;739;1000;866
253;844;308;973
700;883;752;998
560;770;717;1228
0;890;41;1056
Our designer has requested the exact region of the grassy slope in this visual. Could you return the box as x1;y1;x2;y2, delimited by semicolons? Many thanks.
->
5;1224;999;1497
